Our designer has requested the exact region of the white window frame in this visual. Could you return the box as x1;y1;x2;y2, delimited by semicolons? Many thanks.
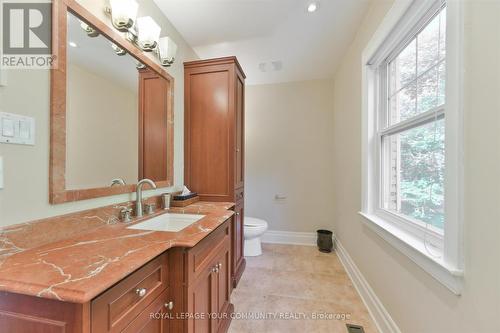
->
361;0;464;294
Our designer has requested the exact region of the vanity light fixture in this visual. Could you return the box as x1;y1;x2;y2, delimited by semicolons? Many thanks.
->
157;36;177;66
103;2;176;67
111;43;126;56
136;16;161;51
107;0;138;31
80;21;100;37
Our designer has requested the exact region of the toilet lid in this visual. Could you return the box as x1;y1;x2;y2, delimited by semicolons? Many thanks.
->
244;217;268;228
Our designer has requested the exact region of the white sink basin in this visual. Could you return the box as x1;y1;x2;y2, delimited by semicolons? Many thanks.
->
127;213;205;232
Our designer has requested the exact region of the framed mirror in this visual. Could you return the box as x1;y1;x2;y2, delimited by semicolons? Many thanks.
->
50;0;174;204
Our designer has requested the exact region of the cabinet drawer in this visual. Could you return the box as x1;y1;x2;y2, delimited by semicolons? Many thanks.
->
122;289;170;333
91;253;168;333
234;188;244;203
186;220;230;285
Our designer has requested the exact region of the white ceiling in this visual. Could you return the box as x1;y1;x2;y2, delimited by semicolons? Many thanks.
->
153;0;370;85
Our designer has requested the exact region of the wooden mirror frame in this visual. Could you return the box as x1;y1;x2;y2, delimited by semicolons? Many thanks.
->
50;0;174;204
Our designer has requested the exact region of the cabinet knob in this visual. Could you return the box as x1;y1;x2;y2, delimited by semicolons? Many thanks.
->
135;288;147;297
236;148;240;152
217;263;222;269
165;301;174;310
235;212;240;216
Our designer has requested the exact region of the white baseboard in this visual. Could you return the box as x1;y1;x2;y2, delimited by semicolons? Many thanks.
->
336;240;401;333
261;230;316;246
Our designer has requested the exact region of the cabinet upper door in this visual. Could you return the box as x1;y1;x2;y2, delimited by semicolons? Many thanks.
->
184;66;232;201
235;74;245;189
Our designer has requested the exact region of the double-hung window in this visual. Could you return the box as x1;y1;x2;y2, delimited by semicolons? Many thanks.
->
361;0;463;294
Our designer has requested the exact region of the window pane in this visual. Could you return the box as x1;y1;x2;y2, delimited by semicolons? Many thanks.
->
417;66;439;113
437;61;446;105
389;82;416;124
388;7;446;126
383;120;445;229
389;39;416;92
417;13;441;74
439;8;446;60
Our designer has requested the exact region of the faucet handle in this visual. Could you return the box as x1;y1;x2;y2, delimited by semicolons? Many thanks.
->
144;203;156;215
119;207;133;223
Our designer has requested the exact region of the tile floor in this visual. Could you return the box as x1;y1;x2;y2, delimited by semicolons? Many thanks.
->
228;243;378;333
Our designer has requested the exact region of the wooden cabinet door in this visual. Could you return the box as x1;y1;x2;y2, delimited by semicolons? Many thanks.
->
235;75;244;189
215;244;231;332
184;67;232;202
0;292;87;333
235;204;244;265
187;264;217;333
122;289;170;333
231;203;245;288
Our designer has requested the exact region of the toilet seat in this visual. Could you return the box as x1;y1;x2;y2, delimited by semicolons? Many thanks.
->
244;217;267;228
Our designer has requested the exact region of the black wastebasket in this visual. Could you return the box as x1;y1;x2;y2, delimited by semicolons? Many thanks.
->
316;229;333;253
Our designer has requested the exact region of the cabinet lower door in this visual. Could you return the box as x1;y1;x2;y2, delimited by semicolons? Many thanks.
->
122;289;170;333
215;246;231;331
187;267;217;333
231;203;245;288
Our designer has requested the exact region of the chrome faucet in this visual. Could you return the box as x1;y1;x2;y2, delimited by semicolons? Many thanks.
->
110;178;126;187
135;179;157;217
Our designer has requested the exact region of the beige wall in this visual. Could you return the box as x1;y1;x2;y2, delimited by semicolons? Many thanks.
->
0;0;198;227
332;1;500;332
245;79;335;232
66;64;138;189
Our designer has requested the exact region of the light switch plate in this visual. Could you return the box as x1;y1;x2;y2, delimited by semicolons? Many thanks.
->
0;112;35;145
2;118;14;137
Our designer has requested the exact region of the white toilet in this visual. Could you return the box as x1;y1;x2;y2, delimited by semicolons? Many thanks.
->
243;217;268;257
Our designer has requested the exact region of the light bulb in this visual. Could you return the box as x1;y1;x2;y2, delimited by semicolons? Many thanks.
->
307;2;318;13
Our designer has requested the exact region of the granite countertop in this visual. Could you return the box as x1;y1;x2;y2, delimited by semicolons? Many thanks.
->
0;201;235;303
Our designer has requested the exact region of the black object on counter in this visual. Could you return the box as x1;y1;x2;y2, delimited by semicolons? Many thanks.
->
173;192;198;201
316;229;334;253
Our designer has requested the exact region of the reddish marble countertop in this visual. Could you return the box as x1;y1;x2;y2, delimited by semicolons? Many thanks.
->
0;201;235;303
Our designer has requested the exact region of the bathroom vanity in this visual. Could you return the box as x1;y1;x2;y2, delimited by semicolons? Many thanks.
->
0;202;235;333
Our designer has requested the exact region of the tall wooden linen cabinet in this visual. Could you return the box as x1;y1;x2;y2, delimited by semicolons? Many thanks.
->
184;57;246;288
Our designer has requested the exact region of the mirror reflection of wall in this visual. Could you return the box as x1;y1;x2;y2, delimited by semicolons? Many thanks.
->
65;13;139;190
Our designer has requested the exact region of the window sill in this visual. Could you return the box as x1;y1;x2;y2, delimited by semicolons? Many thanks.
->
359;212;463;295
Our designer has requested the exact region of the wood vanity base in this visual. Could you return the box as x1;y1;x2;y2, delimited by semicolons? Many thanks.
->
0;220;233;333
0;292;90;333
233;258;246;289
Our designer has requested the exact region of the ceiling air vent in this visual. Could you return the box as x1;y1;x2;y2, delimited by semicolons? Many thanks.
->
346;324;365;333
258;60;283;72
